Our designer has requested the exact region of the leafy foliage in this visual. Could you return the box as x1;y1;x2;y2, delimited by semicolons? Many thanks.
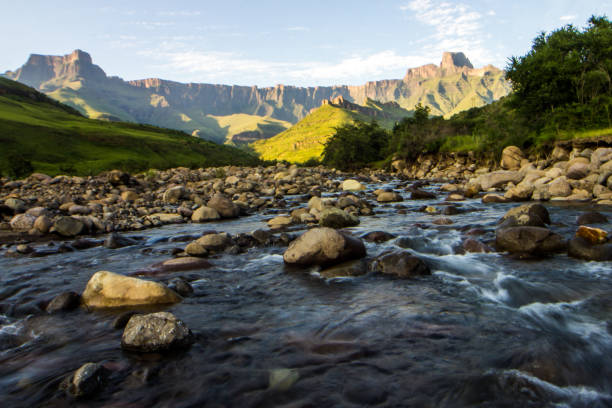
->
322;121;389;169
506;15;612;129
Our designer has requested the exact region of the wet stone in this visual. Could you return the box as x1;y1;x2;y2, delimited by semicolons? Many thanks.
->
121;312;194;353
46;291;81;313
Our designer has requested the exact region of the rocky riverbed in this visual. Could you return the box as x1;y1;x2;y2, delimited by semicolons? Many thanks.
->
0;145;611;406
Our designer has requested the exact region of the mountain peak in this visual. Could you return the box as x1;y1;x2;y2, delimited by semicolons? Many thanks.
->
404;52;483;81
440;52;473;69
5;49;105;90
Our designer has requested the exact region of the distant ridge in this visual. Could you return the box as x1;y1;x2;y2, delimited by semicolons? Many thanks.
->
4;50;511;143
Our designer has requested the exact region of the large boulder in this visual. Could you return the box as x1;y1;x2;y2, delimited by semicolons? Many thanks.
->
566;162;590;180
568;236;612;261
53;216;85;237
576;226;607;245
162;186;185;204
376;191;403;203
479;171;524;190
342;179;365;191
191;206;221;222
547;177;572;197
498;203;551;229
495;227;566;255
319;208;359;229
121;312;194;353
207;194;239;218
371;251;431;278
500;146;525;170
10;214;36;230
81;271;182;308
195;232;231;251
577;211;608;225
283;227;366;266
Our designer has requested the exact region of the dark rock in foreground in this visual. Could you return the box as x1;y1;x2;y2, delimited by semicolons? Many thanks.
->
121;312;194;353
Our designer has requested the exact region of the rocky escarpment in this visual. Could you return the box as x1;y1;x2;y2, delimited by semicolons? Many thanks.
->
3;50;511;141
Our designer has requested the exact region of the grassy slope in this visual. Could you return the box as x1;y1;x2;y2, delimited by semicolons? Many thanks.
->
251;101;409;163
0;77;259;176
208;113;292;144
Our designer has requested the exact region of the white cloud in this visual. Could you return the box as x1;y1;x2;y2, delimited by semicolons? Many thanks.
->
487;10;496;16
559;15;576;21
140;49;431;86
156;11;201;17
287;26;309;32
400;0;491;65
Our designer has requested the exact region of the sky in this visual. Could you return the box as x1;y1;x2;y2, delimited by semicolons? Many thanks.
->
1;0;610;87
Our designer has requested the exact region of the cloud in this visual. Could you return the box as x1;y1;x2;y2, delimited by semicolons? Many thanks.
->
559;15;576;21
140;49;431;86
131;21;176;29
156;11;201;17
287;26;309;32
400;0;490;64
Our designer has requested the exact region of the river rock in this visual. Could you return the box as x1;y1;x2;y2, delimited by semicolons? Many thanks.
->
160;257;212;272
195;232;231;251
371;251;431;278
500;146;524;170
163;186;185;204
498;203;551;229
551;146;570;161
4;198;25;213
342;179;365;191
62;362;106;398
479;171;523;190
376;191;403;202
191;206;221;222
207;193;239;218
577;211;608;225
68;205;91;215
482;194;509;203
504;183;534;201
410;188;436;199
34;215;52;233
10;214;36;230
184;242;208;257
104;232;138;249
319;259;369;278
319;208;359;228
121;312;194;353
81;271;182;308
46;291;81;313
566;162;590;180
495;227;566;255
462;238;492;253
568;236;612;261
283;227;366;266
149;213;183;224
121;190;139;202
361;231;396;243
547;177;572;197
53;216;85;237
576;226;608;244
268;216;293;229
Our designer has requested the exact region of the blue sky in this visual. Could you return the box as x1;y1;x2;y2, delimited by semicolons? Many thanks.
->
2;0;610;86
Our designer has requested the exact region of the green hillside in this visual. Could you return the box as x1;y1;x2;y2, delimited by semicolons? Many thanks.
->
0;77;259;177
251;99;411;163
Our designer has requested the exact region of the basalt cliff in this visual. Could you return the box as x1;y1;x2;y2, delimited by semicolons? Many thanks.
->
4;50;510;143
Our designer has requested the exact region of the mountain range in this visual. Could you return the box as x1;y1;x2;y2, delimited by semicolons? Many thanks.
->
3;50;511;145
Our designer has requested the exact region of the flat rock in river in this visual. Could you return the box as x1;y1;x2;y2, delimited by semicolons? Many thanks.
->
81;271;182;308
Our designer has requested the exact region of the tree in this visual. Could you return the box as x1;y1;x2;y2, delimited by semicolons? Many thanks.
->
506;15;612;128
322;121;389;169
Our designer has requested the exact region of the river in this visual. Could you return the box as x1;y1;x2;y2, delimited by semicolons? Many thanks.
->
1;181;611;407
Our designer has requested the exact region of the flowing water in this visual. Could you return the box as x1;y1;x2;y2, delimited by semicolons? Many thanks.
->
0;182;611;407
